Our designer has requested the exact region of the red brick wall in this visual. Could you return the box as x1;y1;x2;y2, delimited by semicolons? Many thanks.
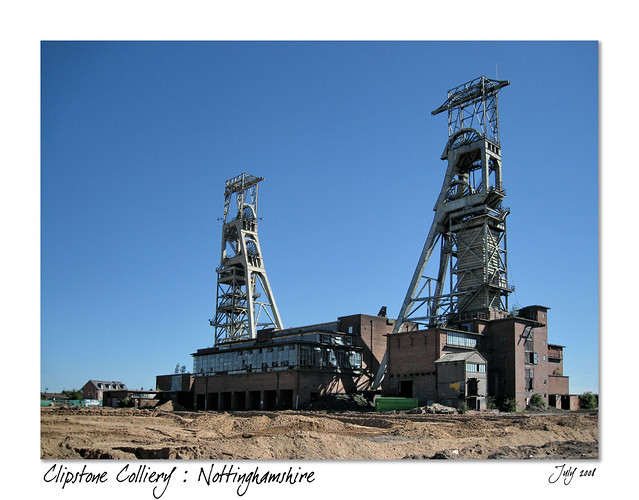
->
338;314;398;389
548;375;569;395
156;374;194;391
384;329;441;403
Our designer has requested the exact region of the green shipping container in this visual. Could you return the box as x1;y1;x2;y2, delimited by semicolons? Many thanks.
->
375;397;419;411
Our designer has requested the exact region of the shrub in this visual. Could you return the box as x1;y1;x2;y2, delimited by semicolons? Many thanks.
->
527;393;546;410
486;396;497;410
500;396;518;413
118;397;134;408
579;392;597;410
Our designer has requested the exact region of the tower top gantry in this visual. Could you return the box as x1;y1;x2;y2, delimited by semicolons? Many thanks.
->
432;76;510;144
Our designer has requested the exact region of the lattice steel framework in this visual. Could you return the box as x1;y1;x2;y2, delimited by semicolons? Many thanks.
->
374;76;513;388
432;76;509;144
209;173;283;344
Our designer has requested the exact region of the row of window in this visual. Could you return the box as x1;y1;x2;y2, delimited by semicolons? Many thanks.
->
96;383;125;390
446;331;478;348
465;363;486;373
194;344;362;374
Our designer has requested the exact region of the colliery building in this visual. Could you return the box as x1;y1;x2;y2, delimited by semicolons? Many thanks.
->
157;76;571;413
189;313;413;410
383;305;569;410
183;305;569;411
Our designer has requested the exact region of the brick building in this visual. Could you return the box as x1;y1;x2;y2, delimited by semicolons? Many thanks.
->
161;305;569;412
382;304;570;410
81;380;127;403
155;373;194;409
187;312;411;410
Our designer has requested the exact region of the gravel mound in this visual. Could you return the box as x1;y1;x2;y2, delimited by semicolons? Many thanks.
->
154;400;187;412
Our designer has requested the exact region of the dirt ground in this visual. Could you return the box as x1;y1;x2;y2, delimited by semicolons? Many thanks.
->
40;405;598;460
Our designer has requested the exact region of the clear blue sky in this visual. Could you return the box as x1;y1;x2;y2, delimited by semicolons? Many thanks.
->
40;41;598;394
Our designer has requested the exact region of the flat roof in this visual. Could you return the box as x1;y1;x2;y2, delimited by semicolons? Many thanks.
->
192;331;361;356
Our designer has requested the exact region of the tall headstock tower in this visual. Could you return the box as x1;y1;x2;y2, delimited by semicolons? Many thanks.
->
210;173;283;344
374;76;512;387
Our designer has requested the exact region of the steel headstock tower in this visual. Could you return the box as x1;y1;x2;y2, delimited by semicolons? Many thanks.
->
374;76;513;387
210;173;283;344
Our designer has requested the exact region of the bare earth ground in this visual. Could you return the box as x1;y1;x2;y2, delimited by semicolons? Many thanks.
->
41;406;598;460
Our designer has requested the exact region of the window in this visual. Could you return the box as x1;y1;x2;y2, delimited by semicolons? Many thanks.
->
446;331;477;348
466;363;486;373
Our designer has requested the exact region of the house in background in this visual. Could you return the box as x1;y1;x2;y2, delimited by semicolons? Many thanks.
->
81;380;127;402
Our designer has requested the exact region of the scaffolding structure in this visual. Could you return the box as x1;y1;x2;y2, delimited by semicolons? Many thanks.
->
210;173;283;344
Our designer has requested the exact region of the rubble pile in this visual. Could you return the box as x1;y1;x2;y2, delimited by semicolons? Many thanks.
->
406;403;457;414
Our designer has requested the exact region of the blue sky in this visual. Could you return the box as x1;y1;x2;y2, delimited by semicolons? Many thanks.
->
40;41;598;394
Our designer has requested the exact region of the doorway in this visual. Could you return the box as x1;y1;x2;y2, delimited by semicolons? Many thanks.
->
399;380;413;398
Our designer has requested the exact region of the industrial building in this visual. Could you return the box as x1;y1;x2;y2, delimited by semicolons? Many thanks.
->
157;76;571;412
188;313;414;410
382;305;569;410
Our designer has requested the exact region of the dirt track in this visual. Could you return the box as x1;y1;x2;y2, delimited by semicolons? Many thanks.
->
40;406;598;460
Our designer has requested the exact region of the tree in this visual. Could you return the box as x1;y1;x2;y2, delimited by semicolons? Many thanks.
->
174;363;180;374
63;389;84;400
579;392;597;410
180;365;186;374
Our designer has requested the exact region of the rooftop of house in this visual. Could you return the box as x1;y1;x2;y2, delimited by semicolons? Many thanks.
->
85;380;127;390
